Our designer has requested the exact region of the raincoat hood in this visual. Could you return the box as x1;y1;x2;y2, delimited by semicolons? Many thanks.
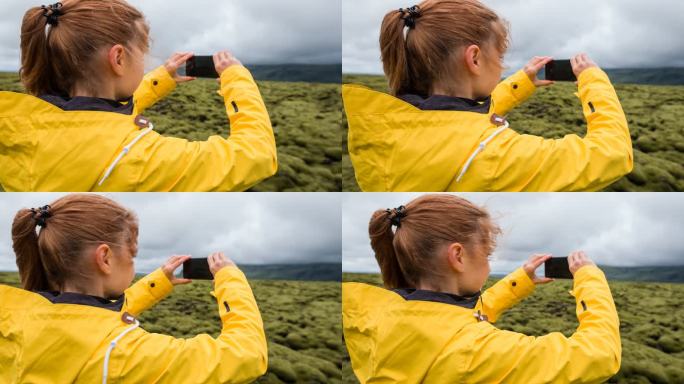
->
0;284;127;382
343;68;632;192
343;282;483;382
0;90;140;191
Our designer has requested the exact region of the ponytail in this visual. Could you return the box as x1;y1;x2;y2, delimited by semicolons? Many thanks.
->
12;209;51;291
20;6;60;95
379;10;414;96
369;209;410;289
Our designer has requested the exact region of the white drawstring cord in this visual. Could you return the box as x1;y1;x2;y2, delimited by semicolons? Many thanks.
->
456;121;509;183
98;124;154;186
102;319;140;384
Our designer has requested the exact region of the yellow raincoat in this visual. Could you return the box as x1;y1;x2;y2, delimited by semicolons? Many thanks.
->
343;266;621;383
0;266;267;383
0;65;277;191
343;68;633;191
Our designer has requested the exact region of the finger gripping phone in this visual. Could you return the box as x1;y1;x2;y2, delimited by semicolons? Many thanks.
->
186;56;219;78
545;257;573;279
183;258;213;280
545;60;577;82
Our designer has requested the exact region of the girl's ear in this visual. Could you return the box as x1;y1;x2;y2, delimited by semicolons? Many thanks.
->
94;244;113;275
107;44;127;76
464;44;482;75
446;242;466;273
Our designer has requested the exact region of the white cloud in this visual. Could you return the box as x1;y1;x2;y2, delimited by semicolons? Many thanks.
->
342;0;684;74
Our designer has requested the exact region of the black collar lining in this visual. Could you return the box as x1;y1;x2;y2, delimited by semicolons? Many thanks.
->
391;288;481;309
399;93;491;114
37;291;125;312
39;94;135;115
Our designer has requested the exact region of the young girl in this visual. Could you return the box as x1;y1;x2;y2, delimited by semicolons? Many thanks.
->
343;194;621;383
0;0;277;192
343;0;633;192
0;194;267;383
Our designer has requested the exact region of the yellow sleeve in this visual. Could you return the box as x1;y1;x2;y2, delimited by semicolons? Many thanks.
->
120;268;173;316
478;267;535;323
132;66;177;113
112;266;268;383
96;65;278;192
463;266;621;383
490;70;536;116
464;67;633;191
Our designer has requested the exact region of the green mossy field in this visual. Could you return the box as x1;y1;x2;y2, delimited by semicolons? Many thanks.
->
342;74;684;192
342;273;684;384
0;272;342;383
0;72;342;192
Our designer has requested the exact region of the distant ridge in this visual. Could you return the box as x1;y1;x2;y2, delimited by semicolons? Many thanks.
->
239;262;341;282
246;63;341;84
603;68;684;86
345;67;684;86
597;265;684;283
489;265;684;283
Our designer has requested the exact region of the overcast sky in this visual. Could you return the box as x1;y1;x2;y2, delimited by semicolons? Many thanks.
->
0;193;341;273
343;193;684;274
0;0;341;71
343;0;684;74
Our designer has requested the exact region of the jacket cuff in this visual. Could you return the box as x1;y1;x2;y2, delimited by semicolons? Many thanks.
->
577;67;609;88
502;70;536;103
572;265;605;287
137;267;174;300
219;65;255;92
210;265;248;298
145;65;177;97
501;267;536;299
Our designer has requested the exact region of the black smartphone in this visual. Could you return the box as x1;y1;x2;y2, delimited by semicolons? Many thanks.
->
183;258;213;280
186;55;218;78
545;60;577;82
544;257;573;279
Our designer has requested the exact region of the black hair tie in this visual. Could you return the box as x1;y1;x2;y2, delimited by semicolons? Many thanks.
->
41;2;63;26
399;5;421;29
386;205;408;228
31;205;52;228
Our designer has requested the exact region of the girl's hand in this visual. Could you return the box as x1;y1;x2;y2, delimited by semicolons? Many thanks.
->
569;250;596;275
161;255;193;285
208;251;236;276
522;253;554;285
213;50;242;78
164;52;196;83
523;56;554;87
570;53;598;78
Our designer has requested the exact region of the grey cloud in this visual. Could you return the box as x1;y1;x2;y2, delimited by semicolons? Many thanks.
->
342;193;684;274
0;193;341;273
342;0;684;74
